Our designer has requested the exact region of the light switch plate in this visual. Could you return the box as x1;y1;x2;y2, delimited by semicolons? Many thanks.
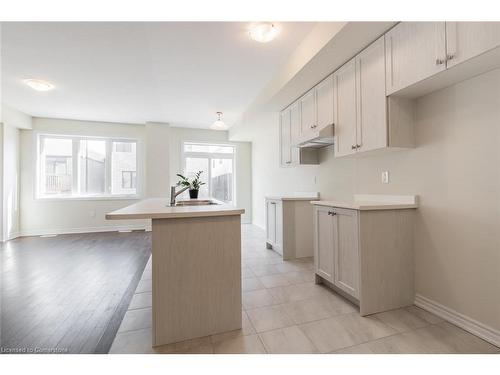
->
382;171;389;184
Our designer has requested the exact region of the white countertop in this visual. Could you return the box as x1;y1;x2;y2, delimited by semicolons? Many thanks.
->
265;196;317;201
311;194;418;211
265;192;319;201
106;198;245;220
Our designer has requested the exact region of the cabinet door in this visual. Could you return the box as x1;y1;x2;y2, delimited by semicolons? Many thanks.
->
446;22;500;68
356;36;387;152
333;58;357;157
333;208;359;298
314;206;334;283
290;101;301;165
300;89;316;139
316;75;334;130
385;22;446;95
280;108;292;166
266;200;277;245
274;201;283;255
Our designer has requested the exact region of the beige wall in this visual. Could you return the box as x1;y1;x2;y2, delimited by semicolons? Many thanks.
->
235;68;500;331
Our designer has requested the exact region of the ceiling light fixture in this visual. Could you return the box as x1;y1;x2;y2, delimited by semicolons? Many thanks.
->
249;23;279;43
22;78;55;92
210;112;227;130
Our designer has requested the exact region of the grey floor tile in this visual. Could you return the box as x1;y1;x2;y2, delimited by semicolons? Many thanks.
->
300;312;397;353
260;326;318;354
128;292;152;310
213;334;266;354
118;307;152;333
243;289;277;309
246;305;295;333
242;277;265;292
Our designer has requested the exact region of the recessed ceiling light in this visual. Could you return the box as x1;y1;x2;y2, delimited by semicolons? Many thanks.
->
210;112;228;131
23;78;55;92
249;23;279;43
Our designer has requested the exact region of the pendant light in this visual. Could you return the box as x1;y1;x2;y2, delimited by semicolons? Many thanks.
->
210;112;227;130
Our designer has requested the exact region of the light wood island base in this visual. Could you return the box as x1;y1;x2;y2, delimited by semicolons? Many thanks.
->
152;215;242;346
106;198;245;347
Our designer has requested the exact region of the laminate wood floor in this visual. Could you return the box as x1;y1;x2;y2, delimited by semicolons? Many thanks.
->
1;231;151;354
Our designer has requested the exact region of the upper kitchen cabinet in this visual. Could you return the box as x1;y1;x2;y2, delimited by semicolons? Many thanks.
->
279;103;319;167
334;36;415;158
299;88;317;140
333;58;357;157
355;36;387;153
385;22;500;97
315;74;334;130
279;107;292;166
445;22;500;68
385;22;447;95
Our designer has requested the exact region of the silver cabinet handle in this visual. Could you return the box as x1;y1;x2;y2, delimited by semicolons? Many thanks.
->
327;211;336;216
351;145;357;150
435;58;446;65
446;53;455;61
285;161;291;164
356;144;362;149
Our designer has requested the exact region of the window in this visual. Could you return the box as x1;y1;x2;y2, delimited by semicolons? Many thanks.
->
182;142;235;204
121;171;137;189
38;135;139;198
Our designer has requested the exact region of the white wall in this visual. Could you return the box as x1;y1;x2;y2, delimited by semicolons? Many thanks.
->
1;105;30;241
20;117;149;235
18;118;252;234
168;126;252;223
231;109;318;228
0;123;3;241
234;69;500;332
145;122;171;197
2;122;20;240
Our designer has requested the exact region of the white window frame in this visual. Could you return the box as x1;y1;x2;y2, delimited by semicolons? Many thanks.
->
35;133;142;201
181;140;237;204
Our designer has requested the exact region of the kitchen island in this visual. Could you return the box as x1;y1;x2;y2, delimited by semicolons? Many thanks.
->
106;198;245;346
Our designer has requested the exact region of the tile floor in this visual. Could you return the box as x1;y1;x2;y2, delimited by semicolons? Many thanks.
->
109;224;500;354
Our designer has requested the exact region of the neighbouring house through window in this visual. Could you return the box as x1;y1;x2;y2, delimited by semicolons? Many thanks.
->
37;135;139;198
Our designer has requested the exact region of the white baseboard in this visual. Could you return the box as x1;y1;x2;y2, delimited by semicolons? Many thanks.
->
19;224;151;237
415;294;500;348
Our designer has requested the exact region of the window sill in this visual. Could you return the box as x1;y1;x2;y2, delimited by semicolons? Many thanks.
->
35;195;142;202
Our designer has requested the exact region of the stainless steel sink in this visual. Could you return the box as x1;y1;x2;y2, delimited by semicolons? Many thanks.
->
175;199;219;206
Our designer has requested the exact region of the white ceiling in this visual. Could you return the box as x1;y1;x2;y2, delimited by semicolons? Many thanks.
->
1;22;316;128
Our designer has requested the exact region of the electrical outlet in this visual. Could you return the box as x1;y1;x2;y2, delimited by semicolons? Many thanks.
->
381;171;389;184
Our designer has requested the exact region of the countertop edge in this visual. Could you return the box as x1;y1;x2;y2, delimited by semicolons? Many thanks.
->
106;208;245;220
310;200;418;210
265;196;318;201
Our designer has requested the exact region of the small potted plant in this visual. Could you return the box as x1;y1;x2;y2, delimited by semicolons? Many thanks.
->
176;171;205;199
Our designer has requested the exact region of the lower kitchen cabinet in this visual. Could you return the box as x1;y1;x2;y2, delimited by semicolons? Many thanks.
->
313;203;415;315
314;206;335;282
266;197;316;260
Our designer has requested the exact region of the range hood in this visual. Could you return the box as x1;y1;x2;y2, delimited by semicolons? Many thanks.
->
294;124;334;149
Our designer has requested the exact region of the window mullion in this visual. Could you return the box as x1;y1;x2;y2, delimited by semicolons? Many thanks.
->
72;138;79;196
106;140;112;195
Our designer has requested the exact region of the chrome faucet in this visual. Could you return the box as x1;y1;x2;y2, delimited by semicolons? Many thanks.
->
170;185;189;206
